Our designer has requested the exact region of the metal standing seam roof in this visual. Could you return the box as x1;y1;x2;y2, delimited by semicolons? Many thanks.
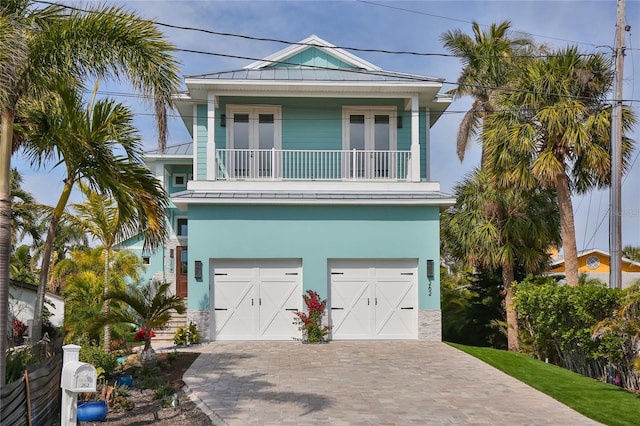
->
170;189;454;202
185;67;443;83
144;142;193;156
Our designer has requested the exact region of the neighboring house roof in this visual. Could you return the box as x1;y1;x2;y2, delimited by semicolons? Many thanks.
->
548;248;640;273
175;35;451;135
145;141;193;158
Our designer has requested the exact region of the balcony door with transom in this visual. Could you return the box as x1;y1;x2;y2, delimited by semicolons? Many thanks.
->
228;106;281;179
343;107;397;179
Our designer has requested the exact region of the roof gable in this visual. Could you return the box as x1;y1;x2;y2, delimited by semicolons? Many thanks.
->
244;35;380;71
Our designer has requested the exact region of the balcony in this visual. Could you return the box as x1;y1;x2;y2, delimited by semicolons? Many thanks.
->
215;149;412;181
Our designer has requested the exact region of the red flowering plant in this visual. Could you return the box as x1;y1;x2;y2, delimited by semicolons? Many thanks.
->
293;290;331;343
134;328;155;342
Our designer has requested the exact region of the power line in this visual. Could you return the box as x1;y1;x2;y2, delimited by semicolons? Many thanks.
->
356;0;601;48
37;0;608;61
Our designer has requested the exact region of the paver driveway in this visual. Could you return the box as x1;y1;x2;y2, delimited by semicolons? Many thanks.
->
183;341;601;425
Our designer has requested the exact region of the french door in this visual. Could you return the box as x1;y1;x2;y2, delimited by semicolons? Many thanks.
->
343;108;396;179
228;106;281;179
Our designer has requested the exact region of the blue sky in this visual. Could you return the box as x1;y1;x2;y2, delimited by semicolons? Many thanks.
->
16;0;640;252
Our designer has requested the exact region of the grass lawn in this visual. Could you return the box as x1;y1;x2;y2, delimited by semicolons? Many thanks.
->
449;343;640;426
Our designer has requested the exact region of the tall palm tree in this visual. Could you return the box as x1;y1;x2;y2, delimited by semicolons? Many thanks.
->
440;20;533;162
71;182;156;351
441;168;561;351
483;47;637;287
0;0;179;384
93;281;186;359
31;216;90;293
20;82;170;350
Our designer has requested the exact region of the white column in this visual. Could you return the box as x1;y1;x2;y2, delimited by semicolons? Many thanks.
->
410;95;420;182
424;107;431;181
207;91;217;180
192;103;199;181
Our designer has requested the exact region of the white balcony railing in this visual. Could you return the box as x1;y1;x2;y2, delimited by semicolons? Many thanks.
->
215;149;412;181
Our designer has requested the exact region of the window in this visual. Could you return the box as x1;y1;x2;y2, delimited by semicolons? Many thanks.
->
142;257;150;265
586;255;600;270
173;173;187;187
343;107;397;178
227;105;281;179
176;218;188;236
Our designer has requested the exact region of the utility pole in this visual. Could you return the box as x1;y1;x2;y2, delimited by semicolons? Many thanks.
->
610;0;626;289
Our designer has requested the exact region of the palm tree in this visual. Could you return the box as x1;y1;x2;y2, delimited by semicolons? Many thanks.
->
31;217;90;294
10;169;42;247
9;244;37;285
71;182;158;351
483;47;637;287
440;20;533;162
441;168;561;351
20;82;170;349
0;0;179;384
57;247;142;344
93;280;186;359
622;246;640;263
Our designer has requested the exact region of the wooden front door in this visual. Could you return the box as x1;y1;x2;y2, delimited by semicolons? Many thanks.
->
176;246;188;298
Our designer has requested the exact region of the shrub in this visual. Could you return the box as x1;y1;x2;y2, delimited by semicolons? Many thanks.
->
79;343;118;380
514;276;622;376
173;322;200;346
294;290;331;343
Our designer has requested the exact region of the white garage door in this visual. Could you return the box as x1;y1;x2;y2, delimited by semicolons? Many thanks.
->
212;260;301;340
330;260;417;340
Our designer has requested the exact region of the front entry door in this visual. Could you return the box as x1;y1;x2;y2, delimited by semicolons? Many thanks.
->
176;246;188;298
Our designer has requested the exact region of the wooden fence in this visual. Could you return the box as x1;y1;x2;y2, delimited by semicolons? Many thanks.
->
0;353;62;426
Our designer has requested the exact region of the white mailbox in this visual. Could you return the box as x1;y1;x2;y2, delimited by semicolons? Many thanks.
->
61;361;97;393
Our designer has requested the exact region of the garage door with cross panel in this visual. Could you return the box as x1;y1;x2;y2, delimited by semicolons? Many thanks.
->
329;259;418;340
211;260;302;340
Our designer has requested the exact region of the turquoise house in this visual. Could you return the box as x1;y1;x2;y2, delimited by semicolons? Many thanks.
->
138;35;453;341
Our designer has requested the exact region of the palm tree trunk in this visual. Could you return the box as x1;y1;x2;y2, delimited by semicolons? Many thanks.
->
33;179;74;342
502;262;519;351
0;107;16;385
555;171;579;287
103;248;111;352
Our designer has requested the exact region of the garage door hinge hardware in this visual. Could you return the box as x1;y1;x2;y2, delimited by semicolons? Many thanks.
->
331;272;344;275
214;273;228;276
400;272;413;276
259;298;262;305
367;298;370;305
252;298;254;306
375;298;378;305
285;272;298;275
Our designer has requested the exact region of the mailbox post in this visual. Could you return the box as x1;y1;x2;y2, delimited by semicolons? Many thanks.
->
60;344;97;426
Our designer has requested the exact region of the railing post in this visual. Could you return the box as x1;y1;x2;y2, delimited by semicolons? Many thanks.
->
351;148;356;180
271;148;276;180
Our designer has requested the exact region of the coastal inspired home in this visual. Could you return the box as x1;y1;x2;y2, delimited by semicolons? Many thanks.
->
547;248;640;288
129;35;454;342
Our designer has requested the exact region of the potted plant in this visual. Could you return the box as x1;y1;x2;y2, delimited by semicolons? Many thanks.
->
293;290;331;343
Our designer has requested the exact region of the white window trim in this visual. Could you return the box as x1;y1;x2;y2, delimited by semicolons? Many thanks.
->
175;216;188;237
173;173;187;187
342;106;397;151
226;105;282;150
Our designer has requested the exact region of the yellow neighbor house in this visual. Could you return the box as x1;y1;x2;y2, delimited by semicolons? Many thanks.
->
547;248;640;288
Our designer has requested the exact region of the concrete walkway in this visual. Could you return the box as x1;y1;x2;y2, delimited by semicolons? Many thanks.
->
183;341;601;425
